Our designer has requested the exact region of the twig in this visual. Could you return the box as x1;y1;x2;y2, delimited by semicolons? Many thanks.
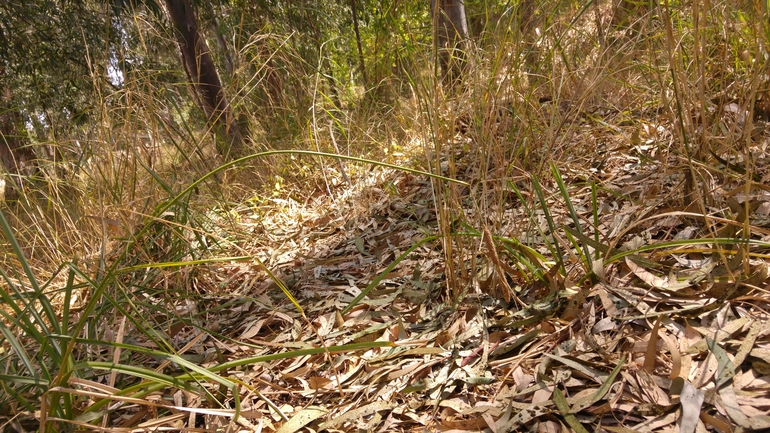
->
328;120;351;186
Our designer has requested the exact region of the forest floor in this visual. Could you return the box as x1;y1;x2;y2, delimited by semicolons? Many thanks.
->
4;3;770;432
94;98;770;432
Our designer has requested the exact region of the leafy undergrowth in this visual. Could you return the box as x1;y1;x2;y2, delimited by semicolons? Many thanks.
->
12;100;769;432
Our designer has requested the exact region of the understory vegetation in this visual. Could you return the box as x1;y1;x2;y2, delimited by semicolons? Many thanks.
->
1;1;769;431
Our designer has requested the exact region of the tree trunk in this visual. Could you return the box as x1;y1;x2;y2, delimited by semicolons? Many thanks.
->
304;2;340;109
165;0;243;158
431;0;469;87
351;0;368;85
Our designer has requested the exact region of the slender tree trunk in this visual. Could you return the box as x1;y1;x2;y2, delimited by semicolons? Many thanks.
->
431;0;469;87
165;0;243;158
351;0;367;85
305;2;340;109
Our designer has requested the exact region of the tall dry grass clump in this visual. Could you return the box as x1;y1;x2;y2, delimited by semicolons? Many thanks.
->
405;0;770;298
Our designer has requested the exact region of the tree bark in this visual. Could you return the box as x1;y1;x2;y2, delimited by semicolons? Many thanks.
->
165;0;242;158
431;0;469;87
351;0;368;85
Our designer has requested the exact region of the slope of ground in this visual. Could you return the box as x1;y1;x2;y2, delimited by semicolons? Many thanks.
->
56;99;770;432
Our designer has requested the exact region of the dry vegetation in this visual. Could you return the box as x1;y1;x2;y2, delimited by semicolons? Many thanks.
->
2;1;770;432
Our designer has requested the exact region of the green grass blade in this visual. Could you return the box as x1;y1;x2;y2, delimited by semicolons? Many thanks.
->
83;362;203;393
530;173;565;273
0;321;38;381
0;209;61;337
551;163;594;278
341;235;439;315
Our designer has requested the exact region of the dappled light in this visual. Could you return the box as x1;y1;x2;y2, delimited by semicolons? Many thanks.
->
1;1;770;432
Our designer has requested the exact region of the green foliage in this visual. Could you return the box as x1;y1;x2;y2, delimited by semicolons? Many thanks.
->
0;1;113;135
0;209;74;419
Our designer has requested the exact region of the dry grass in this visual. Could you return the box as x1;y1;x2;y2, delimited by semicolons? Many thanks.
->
1;1;770;431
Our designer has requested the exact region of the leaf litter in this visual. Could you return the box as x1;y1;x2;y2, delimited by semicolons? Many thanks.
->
60;106;770;432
